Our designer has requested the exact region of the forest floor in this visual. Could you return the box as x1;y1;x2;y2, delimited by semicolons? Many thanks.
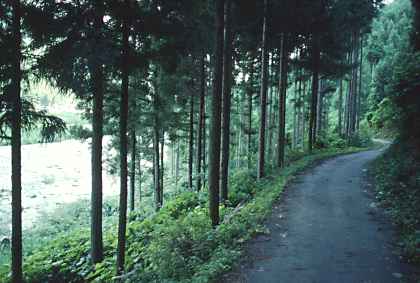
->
223;148;420;283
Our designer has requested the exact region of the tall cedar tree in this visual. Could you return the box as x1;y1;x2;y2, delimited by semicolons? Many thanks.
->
116;0;130;273
308;35;320;152
221;0;233;202
91;0;105;263
130;130;136;211
257;0;269;179
277;33;288;167
11;1;22;282
188;93;194;190
208;0;225;226
196;54;206;191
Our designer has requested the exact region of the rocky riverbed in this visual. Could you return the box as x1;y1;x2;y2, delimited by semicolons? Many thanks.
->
0;139;118;237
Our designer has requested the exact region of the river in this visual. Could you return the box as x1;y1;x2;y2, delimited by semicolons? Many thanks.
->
0;139;119;237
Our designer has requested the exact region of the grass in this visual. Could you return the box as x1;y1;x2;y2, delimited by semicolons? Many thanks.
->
0;146;369;283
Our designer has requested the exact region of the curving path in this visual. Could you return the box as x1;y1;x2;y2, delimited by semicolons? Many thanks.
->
224;149;419;283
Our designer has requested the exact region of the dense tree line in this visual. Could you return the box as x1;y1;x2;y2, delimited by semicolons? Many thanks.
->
3;0;408;281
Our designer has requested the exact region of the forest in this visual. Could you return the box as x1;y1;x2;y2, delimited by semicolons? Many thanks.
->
1;0;419;282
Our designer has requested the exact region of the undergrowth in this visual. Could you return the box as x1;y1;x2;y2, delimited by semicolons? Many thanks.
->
0;146;366;283
370;142;420;265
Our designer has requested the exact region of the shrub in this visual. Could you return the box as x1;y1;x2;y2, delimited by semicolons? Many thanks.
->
370;142;420;264
68;125;91;140
228;170;257;206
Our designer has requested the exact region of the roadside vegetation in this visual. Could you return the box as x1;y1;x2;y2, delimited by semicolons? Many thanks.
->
371;143;420;265
365;0;420;266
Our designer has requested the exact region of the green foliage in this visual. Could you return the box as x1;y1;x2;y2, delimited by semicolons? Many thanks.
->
370;142;420;264
228;170;257;206
366;98;400;136
347;134;373;148
313;133;371;149
328;135;347;149
68;125;91;140
366;0;420;143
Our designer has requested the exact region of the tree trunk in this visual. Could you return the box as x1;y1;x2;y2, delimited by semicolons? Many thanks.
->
138;148;142;204
308;35;320;152
316;79;324;137
153;91;161;210
357;35;363;132
208;0;225;226
130;130;136;211
293;76;298;149
202;98;207;183
296;64;303;148
267;64;275;161
237;95;243;167
351;32;359;136
347;31;359;138
247;60;254;169
188;94;194;190
11;2;22;281
277;33;288;167
116;5;130;272
257;0;269;179
346;31;361;139
91;0;105;264
160;134;164;201
221;0;233;203
196;54;206;191
338;79;343;136
175;139;180;191
344;66;351;137
170;143;174;177
203;59;208;182
301;79;307;148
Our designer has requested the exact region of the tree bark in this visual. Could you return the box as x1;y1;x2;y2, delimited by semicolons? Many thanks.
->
160;134;164;201
202;98;207;183
257;0;269;179
116;3;130;272
170;143;174;177
175;138;180;191
91;0;105;264
293;74;298;149
357;35;363;132
130;130;136;211
221;0;233;203
347;31;359;138
338;79;343;136
203;59;208;182
308;35;320;152
188;94;194;190
267;61;275;160
138;148;142;204
237;94;244;167
277;33;288;167
153;88;161;210
196;54;206;191
351;32;359;136
316;79;324;137
301;79;307;148
11;1;22;281
296;63;303;147
208;0;225;226
247;60;254;169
